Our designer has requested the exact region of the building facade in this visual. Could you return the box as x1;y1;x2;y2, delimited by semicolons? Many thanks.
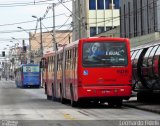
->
72;0;120;41
120;0;160;38
30;30;72;63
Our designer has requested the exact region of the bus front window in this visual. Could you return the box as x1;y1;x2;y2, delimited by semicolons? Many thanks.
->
83;42;128;67
23;66;40;72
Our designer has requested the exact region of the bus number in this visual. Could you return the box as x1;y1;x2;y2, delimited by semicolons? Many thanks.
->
117;69;128;74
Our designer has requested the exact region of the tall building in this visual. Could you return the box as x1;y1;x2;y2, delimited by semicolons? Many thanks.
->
72;0;120;41
120;0;159;39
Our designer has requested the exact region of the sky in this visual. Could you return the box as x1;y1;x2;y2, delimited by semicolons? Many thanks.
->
0;0;72;54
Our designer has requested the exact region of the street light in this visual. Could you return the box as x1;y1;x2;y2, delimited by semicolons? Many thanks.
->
32;15;44;87
32;15;37;19
32;15;43;58
17;27;29;34
17;26;32;63
11;37;21;43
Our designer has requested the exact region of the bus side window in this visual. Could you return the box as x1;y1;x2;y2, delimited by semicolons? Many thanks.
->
71;49;74;69
65;51;67;69
69;49;71;70
72;48;75;69
75;47;78;69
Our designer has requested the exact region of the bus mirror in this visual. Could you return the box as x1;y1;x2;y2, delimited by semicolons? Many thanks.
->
40;60;47;68
40;61;43;68
40;58;47;68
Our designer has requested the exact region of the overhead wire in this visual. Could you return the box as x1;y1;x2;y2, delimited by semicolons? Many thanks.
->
29;0;72;49
40;17;72;48
0;13;66;27
0;0;72;7
1;0;155;42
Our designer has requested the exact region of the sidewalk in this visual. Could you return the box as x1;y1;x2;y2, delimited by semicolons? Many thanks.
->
123;97;160;114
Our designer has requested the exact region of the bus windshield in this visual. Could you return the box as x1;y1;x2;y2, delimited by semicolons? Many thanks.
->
23;66;40;73
83;42;128;67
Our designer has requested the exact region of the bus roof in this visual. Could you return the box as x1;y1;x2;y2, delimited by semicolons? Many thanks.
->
64;37;129;50
20;64;39;67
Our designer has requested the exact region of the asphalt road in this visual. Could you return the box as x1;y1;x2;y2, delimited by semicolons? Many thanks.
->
0;79;160;126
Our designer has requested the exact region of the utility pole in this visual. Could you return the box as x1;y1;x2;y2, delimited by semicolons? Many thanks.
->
17;27;33;63
52;3;57;51
59;0;81;40
52;3;57;99
29;32;32;63
21;40;26;64
40;17;43;57
111;0;114;29
78;0;81;39
72;0;76;41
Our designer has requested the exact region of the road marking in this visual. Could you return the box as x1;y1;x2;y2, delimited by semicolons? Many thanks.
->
63;113;76;120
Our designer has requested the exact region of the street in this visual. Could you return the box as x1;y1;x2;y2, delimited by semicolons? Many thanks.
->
0;80;160;126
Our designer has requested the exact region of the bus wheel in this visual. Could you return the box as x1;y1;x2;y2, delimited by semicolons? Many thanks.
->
45;83;47;94
70;85;77;107
108;99;122;108
52;84;56;101
108;101;114;108
71;98;77;107
115;100;122;108
60;84;66;104
47;95;52;100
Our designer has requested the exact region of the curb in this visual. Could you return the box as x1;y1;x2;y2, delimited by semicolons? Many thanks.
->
123;103;160;114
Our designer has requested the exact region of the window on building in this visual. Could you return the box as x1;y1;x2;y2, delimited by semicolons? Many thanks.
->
90;27;97;36
128;2;131;38
124;4;126;38
133;0;137;37
105;0;110;9
97;0;104;9
89;0;96;10
98;27;104;34
114;0;119;9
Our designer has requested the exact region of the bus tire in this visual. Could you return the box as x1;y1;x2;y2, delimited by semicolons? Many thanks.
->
70;85;77;107
52;84;56;101
108;101;114;108
60;84;66;104
47;95;52;100
45;83;47;94
46;84;52;100
116;99;122;108
108;99;122;108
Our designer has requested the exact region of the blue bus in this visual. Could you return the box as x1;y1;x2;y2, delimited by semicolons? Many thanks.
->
15;64;41;88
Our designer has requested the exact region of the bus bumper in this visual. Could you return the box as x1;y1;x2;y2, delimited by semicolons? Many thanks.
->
78;85;132;100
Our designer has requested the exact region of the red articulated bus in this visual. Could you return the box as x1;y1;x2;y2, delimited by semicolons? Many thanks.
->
42;37;132;107
42;51;55;99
